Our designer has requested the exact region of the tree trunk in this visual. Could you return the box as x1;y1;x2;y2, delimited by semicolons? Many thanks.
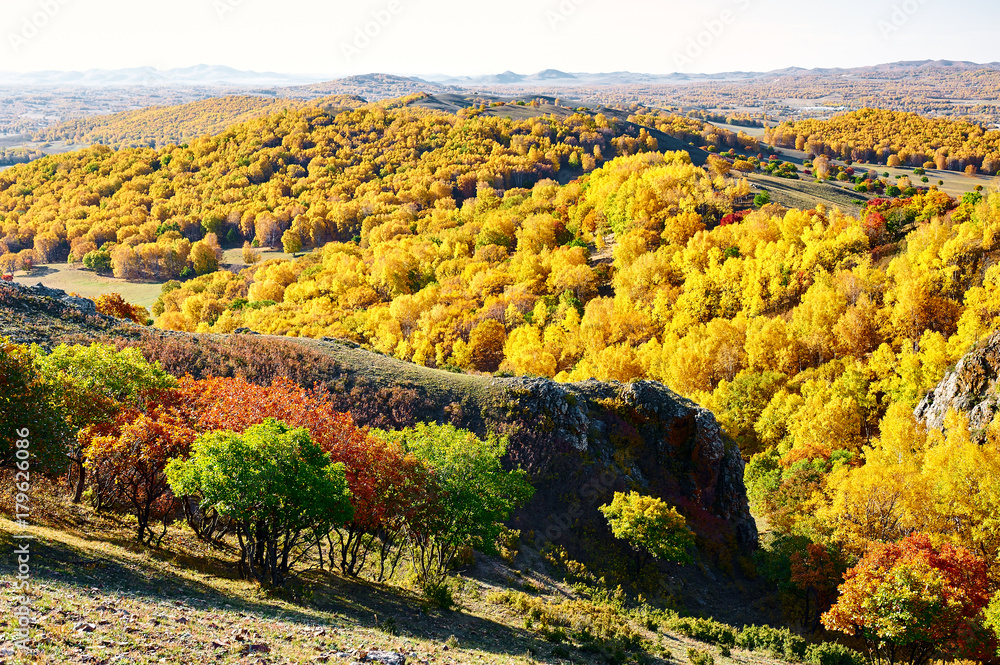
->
72;458;86;503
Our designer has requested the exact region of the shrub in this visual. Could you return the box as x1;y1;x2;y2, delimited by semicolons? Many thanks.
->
551;644;571;658
667;617;737;646
375;616;398;635
782;633;807;661
542;626;567;643
736;625;802;655
424;583;455;610
82;249;112;274
541;543;596;583
687;647;715;665
805;642;865;665
496;527;521;563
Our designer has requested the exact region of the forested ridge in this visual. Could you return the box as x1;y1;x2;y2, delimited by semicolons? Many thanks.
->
31;94;368;149
768;108;1000;173
0;101;660;277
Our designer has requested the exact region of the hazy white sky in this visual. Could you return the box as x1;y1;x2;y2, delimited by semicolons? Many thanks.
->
1;0;998;77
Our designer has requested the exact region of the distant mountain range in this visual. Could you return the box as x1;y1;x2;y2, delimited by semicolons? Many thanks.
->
423;60;1000;87
4;60;1000;89
0;65;324;87
423;69;750;86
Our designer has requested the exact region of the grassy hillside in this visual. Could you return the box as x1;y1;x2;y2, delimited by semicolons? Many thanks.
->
0;501;799;665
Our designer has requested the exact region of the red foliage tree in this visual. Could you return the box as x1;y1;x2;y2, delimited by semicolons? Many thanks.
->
822;533;994;665
789;542;843;632
719;210;750;226
863;211;888;246
84;393;196;544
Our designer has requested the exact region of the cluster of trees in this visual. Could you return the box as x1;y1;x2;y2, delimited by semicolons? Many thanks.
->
33;95;364;149
150;150;977;416
0;146;45;167
767;108;1000;174
5;340;533;590
0;101;658;277
630;112;761;154
150;152;747;368
681;109;768;128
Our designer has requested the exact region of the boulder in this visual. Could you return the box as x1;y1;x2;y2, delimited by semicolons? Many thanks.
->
916;330;1000;436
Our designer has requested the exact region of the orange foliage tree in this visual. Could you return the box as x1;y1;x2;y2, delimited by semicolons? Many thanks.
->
85;403;195;545
822;533;994;665
94;293;146;324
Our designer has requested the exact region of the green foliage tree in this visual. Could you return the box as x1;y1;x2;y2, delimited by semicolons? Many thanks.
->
82;249;112;274
0;339;71;473
375;422;534;585
985;593;1000;655
33;343;176;501
165;418;354;587
599;491;695;575
201;212;224;236
281;228;303;255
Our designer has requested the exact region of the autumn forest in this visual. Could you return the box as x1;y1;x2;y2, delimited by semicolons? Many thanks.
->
7;48;1000;665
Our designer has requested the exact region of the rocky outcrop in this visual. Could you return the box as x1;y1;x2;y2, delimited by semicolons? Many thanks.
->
915;330;1000;435
0;281;135;348
486;377;758;555
5;282;100;315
